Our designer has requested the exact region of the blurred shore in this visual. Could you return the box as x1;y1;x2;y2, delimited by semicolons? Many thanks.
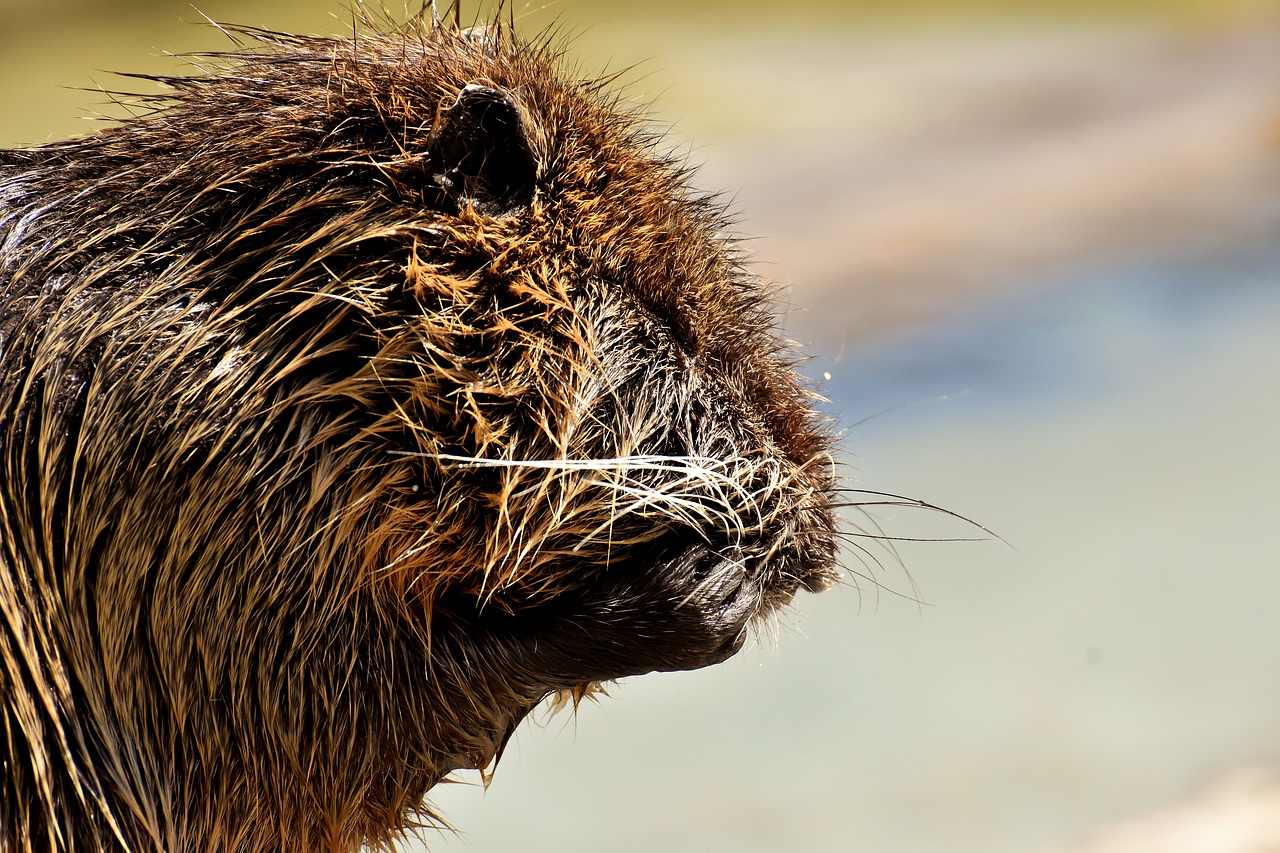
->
4;4;1277;325
705;24;1280;346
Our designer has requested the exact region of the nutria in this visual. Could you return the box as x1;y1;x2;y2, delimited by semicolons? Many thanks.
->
0;11;839;852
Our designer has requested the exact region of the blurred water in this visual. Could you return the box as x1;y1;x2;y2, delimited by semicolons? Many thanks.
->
420;236;1280;852
821;238;1280;418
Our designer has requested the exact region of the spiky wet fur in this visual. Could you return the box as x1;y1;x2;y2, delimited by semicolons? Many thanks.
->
0;14;838;852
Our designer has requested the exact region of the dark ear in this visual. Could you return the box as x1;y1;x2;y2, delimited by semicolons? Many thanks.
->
429;83;537;216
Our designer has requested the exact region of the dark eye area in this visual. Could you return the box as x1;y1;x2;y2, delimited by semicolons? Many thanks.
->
669;306;699;357
618;287;700;359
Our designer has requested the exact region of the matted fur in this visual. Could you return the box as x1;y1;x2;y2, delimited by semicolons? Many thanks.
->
0;12;838;852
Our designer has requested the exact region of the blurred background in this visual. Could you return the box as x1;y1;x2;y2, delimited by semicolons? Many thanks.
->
3;0;1279;850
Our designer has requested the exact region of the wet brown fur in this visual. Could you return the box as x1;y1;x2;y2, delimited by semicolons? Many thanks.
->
0;11;838;851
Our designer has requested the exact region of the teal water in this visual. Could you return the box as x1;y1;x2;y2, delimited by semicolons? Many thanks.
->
820;240;1280;415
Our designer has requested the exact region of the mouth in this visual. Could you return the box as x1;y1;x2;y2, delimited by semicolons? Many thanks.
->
648;532;840;666
426;489;841;705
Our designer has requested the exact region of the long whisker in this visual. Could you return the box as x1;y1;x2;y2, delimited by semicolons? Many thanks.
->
830;488;1010;547
831;530;986;544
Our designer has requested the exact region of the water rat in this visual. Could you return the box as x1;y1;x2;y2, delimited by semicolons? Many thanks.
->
0;12;838;851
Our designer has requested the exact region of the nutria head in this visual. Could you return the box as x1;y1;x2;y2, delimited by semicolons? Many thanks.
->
0;15;838;852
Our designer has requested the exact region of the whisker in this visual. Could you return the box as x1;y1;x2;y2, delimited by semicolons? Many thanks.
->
830;489;1009;546
832;530;986;544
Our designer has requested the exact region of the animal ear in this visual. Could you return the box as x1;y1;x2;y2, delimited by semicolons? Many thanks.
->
429;83;537;216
